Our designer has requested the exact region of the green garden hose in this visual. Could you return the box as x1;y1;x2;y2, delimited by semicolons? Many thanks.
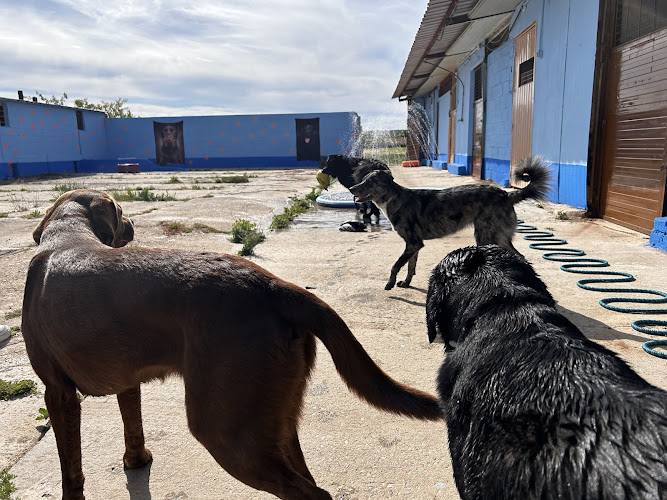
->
516;220;667;359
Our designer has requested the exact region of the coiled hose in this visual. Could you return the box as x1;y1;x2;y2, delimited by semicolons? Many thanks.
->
516;220;667;359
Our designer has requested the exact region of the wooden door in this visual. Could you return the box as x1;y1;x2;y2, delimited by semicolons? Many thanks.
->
471;65;484;179
599;26;667;234
510;23;537;186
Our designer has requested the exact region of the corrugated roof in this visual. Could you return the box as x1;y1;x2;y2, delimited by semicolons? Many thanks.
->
393;0;522;100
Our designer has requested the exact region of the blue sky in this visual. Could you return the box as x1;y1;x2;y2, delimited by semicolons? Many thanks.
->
1;0;426;130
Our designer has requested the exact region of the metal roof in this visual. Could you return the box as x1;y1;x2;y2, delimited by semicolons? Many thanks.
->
393;0;522;100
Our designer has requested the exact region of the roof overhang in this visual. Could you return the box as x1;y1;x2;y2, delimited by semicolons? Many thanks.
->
393;0;522;100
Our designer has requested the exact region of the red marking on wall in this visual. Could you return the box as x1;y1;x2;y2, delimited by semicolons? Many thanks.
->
346;149;351;153
285;132;289;136
66;137;70;142
289;148;294;153
220;131;225;136
143;136;147;140
124;126;128;131
253;116;258;120
272;138;277;143
236;121;241;126
13;149;18;154
77;146;80;150
63;118;66;123
45;110;50;115
336;140;340;145
98;125;101;130
54;124;58;129
219;147;224;152
204;156;209;160
189;160;194;165
207;140;211;145
90;130;94;135
129;142;133;147
233;138;237;143
21;134;25;139
117;138;122;142
75;131;78;136
271;123;276;127
3;144;7;149
192;147;197;152
98;141;101;146
41;122;44;127
146;149;151;154
89;147;92;151
83;135;86;140
19;118;23;123
105;139;109;144
31;110;35;115
260;131;265;135
320;148;323;153
8;130;13;136
31;125;35;130
249;133;254;138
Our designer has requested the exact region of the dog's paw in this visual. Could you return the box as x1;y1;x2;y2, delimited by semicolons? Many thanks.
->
384;282;395;290
123;447;153;469
397;280;412;288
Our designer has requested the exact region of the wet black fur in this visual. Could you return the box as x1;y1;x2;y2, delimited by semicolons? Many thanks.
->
426;245;667;500
322;154;391;223
348;156;552;290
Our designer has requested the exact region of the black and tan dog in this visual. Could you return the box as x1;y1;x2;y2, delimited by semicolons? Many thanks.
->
349;156;552;290
22;189;443;500
426;245;667;499
321;154;391;223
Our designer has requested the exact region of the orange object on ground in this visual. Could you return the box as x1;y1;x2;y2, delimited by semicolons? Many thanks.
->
402;160;420;167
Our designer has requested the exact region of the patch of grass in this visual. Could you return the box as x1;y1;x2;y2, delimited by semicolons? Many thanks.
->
0;470;17;500
21;209;42;219
193;223;222;233
230;219;266;256
0;378;36;400
127;207;159;217
202;193;214;198
166;176;182;184
10;326;20;333
53;182;87;199
0;213;7;218
536;203;544;209
5;308;22;320
215;174;251;184
556;211;570;221
304;187;321;202
269;192;316;230
111;188;176;202
191;184;203;190
159;221;193;236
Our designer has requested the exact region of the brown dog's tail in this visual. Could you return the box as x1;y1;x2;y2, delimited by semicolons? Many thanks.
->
508;156;553;204
279;282;443;421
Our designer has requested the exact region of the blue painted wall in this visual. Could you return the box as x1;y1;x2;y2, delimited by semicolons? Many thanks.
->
484;40;514;187
0;98;360;179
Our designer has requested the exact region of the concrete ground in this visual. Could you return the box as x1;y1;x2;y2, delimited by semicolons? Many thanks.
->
0;165;665;500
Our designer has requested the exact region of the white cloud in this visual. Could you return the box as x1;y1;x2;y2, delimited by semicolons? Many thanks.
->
1;0;427;129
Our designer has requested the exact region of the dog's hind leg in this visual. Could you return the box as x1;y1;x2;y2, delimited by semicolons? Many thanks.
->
386;241;423;290
117;386;153;469
397;251;420;288
44;379;85;500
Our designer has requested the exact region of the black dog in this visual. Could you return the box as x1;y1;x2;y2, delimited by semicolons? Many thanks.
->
349;156;551;290
322;154;391;223
426;245;667;499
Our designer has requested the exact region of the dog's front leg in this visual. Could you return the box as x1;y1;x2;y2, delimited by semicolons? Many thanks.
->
117;386;153;469
44;382;85;500
397;251;420;288
386;242;423;290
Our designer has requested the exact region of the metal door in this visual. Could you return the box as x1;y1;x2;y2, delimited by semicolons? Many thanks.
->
510;23;536;186
600;26;667;234
471;65;484;179
448;74;457;164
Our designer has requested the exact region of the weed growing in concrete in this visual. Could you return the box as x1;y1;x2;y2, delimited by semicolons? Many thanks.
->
536;203;544;209
21;209;42;219
167;176;182;184
230;219;266;256
215;174;251;184
0;470;17;500
160;221;192;236
269;192;317;230
192;223;222;233
0;379;36;400
5;308;22;320
53;182;87;199
556;212;570;221
111;188;176;202
0;213;7;218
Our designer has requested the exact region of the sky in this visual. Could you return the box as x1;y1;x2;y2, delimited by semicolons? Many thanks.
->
0;0;427;130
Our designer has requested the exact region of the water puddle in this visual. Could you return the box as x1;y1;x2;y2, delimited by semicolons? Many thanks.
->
292;204;392;232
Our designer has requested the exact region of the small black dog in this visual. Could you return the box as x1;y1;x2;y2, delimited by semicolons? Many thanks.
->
426;245;667;499
322;154;391;223
349;156;551;290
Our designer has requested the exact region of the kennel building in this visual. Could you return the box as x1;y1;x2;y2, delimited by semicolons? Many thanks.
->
395;0;667;244
0;97;360;179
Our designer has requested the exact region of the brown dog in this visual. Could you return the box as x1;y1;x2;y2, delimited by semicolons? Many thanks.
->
22;189;443;500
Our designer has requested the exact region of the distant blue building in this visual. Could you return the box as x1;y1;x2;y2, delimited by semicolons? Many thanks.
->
0;96;360;179
395;0;667;240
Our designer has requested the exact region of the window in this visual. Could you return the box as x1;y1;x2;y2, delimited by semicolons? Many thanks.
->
0;101;6;127
614;0;667;46
76;110;85;131
474;66;483;101
518;57;534;87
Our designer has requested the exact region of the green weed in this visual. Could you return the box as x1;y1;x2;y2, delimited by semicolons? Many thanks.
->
215;174;251;184
111;188;176;202
166;176;181;184
0;470;17;500
230;219;266;256
21;209;42;219
0;379;36;400
5;309;22;320
556;212;570;221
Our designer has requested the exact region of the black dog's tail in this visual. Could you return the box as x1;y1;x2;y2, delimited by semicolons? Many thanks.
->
509;156;553;204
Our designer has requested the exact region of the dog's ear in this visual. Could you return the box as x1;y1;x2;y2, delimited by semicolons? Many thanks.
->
426;268;449;344
32;203;57;244
89;196;121;247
